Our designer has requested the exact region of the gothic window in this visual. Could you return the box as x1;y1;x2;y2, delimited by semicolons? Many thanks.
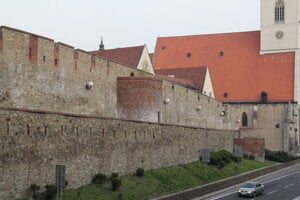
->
242;112;248;127
275;0;285;23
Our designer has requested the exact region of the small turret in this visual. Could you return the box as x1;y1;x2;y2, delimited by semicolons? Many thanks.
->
99;36;105;50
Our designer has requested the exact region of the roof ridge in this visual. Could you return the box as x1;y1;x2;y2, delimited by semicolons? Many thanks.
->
157;30;260;39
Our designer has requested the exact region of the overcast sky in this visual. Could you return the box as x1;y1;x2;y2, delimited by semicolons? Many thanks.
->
0;0;260;52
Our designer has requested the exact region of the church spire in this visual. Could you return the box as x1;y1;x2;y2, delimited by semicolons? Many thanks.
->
99;36;105;50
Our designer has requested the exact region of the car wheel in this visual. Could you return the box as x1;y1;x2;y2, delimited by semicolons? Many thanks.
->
253;192;256;198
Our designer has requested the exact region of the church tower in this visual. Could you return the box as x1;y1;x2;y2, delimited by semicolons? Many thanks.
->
260;0;300;54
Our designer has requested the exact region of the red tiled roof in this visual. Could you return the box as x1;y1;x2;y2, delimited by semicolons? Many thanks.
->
153;31;295;101
155;67;207;91
90;45;145;68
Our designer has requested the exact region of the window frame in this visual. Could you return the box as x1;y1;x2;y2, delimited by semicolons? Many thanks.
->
275;0;285;24
242;112;248;127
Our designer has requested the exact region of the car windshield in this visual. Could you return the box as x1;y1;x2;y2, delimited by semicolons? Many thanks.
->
242;183;256;188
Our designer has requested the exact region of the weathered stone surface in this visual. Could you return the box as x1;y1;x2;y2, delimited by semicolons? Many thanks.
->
0;108;238;199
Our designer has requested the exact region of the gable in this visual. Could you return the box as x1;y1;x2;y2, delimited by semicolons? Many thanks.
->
90;45;154;74
137;46;154;74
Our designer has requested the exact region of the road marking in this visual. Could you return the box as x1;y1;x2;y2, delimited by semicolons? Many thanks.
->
267;190;278;195
284;184;294;189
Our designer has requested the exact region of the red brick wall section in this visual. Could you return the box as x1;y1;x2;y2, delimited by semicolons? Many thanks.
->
117;77;163;122
54;43;59;67
234;137;265;160
29;35;38;64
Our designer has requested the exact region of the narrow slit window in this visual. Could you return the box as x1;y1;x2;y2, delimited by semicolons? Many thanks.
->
242;112;248;127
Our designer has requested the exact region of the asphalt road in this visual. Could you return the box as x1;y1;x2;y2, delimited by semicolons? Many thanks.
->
193;163;300;200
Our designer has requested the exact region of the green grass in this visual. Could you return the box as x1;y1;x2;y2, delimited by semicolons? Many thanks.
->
32;159;276;200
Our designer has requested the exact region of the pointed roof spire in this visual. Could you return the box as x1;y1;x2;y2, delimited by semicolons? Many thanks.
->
99;36;105;50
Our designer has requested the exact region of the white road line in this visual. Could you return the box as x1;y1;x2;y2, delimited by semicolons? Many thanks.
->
284;184;294;189
267;190;278;195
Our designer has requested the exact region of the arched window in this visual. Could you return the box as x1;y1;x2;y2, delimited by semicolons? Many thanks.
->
275;0;285;23
242;112;248;127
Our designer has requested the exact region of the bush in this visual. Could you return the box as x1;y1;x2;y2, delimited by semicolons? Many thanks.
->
111;178;122;191
111;172;119;179
265;149;298;163
136;168;145;177
210;150;234;169
92;173;107;185
30;183;40;199
249;155;255;160
45;184;56;200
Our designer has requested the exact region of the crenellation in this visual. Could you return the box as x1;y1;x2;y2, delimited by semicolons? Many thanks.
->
55;42;74;72
75;49;93;74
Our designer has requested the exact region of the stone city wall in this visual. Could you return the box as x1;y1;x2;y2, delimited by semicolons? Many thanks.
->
227;103;300;152
0;107;238;199
0;26;238;130
0;26;152;119
117;77;237;129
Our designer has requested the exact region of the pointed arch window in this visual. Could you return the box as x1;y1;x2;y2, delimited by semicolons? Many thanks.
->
242;112;248;127
275;0;285;23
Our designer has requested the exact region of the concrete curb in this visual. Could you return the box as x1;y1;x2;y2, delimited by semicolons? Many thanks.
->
152;159;300;200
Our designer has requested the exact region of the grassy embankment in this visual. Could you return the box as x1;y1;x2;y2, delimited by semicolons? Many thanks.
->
56;159;275;200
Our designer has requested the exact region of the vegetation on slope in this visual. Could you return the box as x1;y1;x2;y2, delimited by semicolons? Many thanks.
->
28;154;276;200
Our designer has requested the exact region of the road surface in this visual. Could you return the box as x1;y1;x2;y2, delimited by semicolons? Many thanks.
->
193;163;300;200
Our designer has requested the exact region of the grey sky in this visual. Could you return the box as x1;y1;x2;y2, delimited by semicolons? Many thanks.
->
0;0;260;52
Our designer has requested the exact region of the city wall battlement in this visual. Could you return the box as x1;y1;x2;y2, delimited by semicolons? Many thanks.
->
0;26;152;118
0;26;140;73
0;26;281;200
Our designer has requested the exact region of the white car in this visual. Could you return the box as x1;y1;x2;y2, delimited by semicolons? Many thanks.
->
238;182;264;197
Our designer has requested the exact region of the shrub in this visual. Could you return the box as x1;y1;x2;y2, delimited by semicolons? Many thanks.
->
136;168;145;177
45;184;56;200
111;178;122;191
92;173;107;185
265;149;298;163
30;183;40;199
111;172;119;179
210;150;234;169
218;161;226;169
249;155;255;160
